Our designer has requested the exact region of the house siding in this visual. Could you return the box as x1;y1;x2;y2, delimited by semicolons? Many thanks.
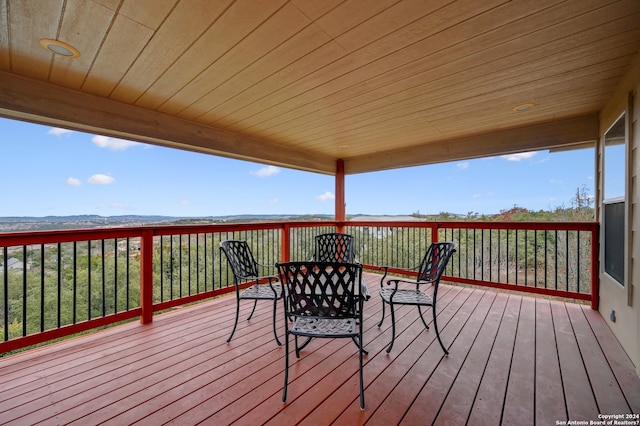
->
598;64;640;376
632;84;639;376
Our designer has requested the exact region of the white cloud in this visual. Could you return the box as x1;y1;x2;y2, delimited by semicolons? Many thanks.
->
66;177;81;186
48;127;74;136
316;191;335;202
109;203;132;210
472;192;493;199
88;174;115;184
250;165;280;177
457;162;469;169
92;135;140;151
501;152;537;161
266;198;278;205
179;199;189;205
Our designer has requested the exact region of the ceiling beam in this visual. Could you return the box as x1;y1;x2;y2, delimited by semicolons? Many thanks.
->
345;114;599;174
0;71;336;175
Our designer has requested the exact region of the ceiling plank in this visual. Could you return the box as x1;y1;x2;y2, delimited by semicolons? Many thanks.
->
206;0;508;131
49;0;115;90
0;0;9;69
81;13;155;96
134;0;286;111
180;23;337;125
8;0;64;80
230;0;621;139
170;2;313;119
311;57;629;146
118;0;177;29
110;0;234;105
258;7;639;144
290;0;344;20
312;0;400;42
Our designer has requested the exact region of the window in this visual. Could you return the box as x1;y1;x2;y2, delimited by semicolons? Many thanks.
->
602;113;626;286
604;116;625;199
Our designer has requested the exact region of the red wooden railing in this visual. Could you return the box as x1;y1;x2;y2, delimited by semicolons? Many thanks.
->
0;220;598;354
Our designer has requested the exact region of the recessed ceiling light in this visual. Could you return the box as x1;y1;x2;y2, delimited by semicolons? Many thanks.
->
512;103;535;112
39;39;80;58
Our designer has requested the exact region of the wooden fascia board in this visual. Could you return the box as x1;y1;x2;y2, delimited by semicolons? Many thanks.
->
0;71;335;175
344;114;599;174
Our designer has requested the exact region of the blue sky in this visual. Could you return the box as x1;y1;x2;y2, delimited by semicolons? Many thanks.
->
1;116;599;217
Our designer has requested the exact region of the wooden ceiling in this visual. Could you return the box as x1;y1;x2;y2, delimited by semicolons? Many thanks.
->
1;0;639;175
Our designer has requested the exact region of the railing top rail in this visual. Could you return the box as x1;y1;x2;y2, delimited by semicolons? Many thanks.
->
346;220;598;231
0;220;598;247
150;221;287;236
0;227;144;246
345;221;436;228
431;221;598;231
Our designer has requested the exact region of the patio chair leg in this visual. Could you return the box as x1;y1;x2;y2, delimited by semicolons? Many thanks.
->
296;336;313;357
227;298;241;343
432;308;448;355
359;338;365;410
417;306;430;330
377;301;386;327
272;299;282;346
246;299;258;320
283;332;289;403
386;303;396;353
352;336;368;355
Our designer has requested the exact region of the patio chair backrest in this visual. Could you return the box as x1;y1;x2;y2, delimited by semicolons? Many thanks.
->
313;233;355;263
278;261;362;319
220;240;259;284
417;242;457;284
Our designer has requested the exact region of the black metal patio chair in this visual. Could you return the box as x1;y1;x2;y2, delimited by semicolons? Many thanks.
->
378;241;457;354
312;232;355;263
220;240;283;346
277;261;366;410
312;232;371;316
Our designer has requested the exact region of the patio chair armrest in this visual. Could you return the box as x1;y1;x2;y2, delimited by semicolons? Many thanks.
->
378;265;390;288
383;279;403;301
256;260;276;271
254;274;281;297
378;263;421;286
256;262;280;278
237;273;280;287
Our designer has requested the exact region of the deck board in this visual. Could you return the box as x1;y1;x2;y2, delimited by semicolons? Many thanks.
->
401;290;497;425
535;298;568;425
0;272;638;425
467;294;521;425
435;292;510;425
580;306;640;414
349;285;470;426
552;301;599;421
502;295;536;425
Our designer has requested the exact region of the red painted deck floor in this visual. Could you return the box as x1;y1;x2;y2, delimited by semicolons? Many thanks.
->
1;273;639;425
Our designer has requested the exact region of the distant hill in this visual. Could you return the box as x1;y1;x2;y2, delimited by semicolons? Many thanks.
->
0;205;595;233
0;214;333;232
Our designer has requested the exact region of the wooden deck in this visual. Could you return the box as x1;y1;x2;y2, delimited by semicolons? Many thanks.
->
1;273;638;425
